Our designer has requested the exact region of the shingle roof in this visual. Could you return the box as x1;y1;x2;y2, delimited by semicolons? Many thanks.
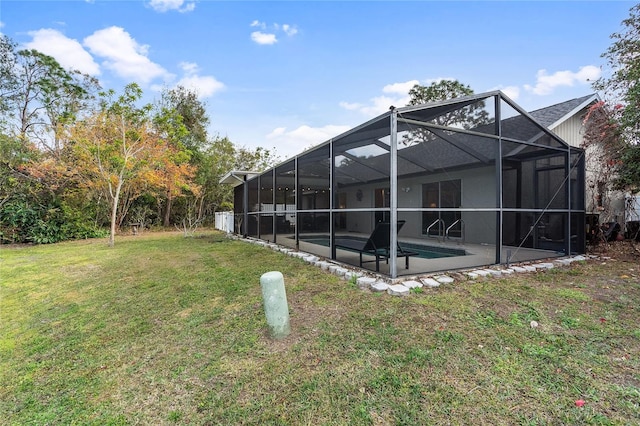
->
528;94;599;129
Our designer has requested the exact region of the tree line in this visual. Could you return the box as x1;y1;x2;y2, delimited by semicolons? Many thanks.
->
0;35;276;245
583;4;640;198
2;3;639;245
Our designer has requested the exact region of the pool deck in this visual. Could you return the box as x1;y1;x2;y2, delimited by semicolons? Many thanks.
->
275;232;564;277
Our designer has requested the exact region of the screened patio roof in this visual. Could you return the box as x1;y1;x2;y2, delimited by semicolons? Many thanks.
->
225;90;586;278
249;91;572;189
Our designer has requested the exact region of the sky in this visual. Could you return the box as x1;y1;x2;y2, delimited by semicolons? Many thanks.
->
0;0;636;160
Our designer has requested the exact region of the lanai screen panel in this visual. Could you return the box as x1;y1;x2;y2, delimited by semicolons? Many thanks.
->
233;185;243;235
502;142;568;210
296;145;331;260
570;149;586;254
498;96;584;263
399;96;496;134
332;115;392;268
274;160;296;248
246;176;259;238
387;97;500;274
259;172;274;242
236;91;584;277
394;127;499;250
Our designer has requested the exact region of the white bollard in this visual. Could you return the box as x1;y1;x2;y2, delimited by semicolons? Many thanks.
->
260;271;291;339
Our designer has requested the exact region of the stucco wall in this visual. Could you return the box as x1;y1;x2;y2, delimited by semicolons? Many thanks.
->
337;165;497;244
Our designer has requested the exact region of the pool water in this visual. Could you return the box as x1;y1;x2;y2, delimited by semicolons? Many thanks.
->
298;235;466;259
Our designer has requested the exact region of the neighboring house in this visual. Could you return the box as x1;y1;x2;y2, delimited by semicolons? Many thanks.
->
528;94;633;231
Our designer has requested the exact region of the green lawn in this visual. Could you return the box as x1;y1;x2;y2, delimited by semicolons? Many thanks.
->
1;231;639;425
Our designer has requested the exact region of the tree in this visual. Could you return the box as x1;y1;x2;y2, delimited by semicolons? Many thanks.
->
403;80;489;146
0;36;99;156
0;38;103;244
0;36;19;131
407;79;489;129
43;69;100;157
234;145;278;171
153;87;206;226
594;4;640;192
71;84;160;246
408;79;474;105
197;138;277;217
152;87;277;224
159;86;209;155
615;144;640;194
582;101;626;217
0;132;39;242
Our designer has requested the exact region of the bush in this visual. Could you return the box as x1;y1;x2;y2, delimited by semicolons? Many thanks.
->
0;199;107;244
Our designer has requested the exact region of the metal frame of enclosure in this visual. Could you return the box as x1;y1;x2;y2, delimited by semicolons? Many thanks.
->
226;91;586;278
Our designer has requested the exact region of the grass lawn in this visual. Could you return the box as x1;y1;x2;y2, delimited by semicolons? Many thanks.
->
1;231;639;425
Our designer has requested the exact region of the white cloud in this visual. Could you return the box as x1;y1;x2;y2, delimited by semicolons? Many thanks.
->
24;28;100;75
267;124;351;155
339;101;363;111
340;77;524;118
490;85;520;100
340;79;416;117
524;65;601;95
174;61;224;98
181;3;195;12
267;127;286;137
179;61;199;74
175;75;224;98
147;0;195;13
251;31;277;45
250;21;298;45
360;96;405;116
84;26;170;84
281;24;298;37
502;86;520;100
382;80;419;95
275;124;349;141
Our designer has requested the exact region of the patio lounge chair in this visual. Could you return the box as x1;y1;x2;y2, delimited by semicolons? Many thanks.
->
335;220;419;272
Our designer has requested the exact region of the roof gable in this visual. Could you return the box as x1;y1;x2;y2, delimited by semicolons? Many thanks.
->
528;94;599;129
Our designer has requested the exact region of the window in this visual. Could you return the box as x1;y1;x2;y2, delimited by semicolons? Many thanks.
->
374;187;390;223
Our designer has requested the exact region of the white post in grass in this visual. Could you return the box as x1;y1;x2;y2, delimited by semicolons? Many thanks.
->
260;271;291;339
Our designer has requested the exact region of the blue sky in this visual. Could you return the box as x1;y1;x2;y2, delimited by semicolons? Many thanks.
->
1;0;635;160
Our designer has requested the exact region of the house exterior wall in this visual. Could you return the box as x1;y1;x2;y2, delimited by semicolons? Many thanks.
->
550;106;628;223
550;113;585;148
336;166;496;243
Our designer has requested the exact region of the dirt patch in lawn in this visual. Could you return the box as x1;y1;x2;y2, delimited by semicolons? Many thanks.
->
588;239;640;262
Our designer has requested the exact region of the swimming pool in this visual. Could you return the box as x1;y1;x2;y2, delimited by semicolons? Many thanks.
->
297;235;467;259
